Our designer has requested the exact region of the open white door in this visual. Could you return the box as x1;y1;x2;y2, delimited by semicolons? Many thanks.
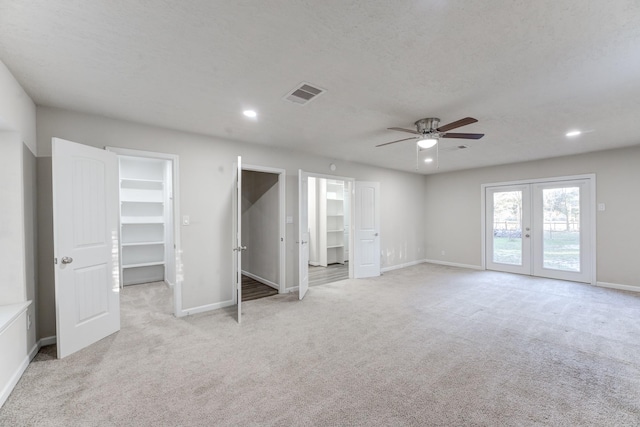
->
233;156;244;322
354;181;380;278
298;170;309;299
52;138;120;358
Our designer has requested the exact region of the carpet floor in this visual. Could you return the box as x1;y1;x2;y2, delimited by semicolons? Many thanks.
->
1;263;639;426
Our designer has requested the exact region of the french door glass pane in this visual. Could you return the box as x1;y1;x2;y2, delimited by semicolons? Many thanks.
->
542;187;580;271
492;191;523;265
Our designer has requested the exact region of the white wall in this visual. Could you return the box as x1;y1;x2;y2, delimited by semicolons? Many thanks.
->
424;145;640;289
0;61;36;153
0;133;27;304
241;170;279;286
36;106;427;323
0;59;38;408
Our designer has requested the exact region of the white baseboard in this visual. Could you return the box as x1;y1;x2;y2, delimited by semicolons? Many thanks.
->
241;270;279;290
287;286;299;293
0;351;31;408
0;332;48;409
596;281;640;293
39;336;56;347
423;259;484;270
381;259;427;273
179;299;235;317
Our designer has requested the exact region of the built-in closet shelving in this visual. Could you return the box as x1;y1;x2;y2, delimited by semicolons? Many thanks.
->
119;156;169;286
324;180;345;266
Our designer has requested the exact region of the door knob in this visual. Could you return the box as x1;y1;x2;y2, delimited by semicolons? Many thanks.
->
61;256;73;264
525;234;530;238
374;233;379;236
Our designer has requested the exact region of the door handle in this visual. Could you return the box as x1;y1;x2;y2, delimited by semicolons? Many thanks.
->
525;234;530;238
61;256;73;264
374;233;379;237
233;246;247;252
296;240;308;244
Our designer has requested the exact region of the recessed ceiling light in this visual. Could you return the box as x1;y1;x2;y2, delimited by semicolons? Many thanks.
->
566;130;581;137
424;158;434;163
243;110;257;118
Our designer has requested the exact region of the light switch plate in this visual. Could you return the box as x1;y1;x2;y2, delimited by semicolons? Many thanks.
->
182;215;190;225
597;203;605;211
286;216;293;224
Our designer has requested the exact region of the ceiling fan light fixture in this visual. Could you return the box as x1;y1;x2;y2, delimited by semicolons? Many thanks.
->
417;137;438;149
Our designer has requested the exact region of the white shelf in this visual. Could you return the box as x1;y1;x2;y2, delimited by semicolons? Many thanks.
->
121;200;163;204
122;261;164;269
122;241;164;247
118;155;168;286
121;216;164;224
121;178;163;184
120;179;164;192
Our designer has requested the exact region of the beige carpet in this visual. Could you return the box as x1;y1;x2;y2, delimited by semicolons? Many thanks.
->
1;264;639;426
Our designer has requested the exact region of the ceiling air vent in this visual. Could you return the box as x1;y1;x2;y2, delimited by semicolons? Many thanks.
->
284;82;325;105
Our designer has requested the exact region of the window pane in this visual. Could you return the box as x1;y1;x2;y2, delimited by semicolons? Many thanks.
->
542;187;580;271
492;191;522;265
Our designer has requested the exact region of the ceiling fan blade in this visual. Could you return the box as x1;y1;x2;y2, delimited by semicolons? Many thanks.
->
376;136;417;147
436;117;478;132
441;132;484;139
387;127;420;135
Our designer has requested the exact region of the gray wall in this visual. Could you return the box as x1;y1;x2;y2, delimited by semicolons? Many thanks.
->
241;170;279;286
424;145;640;288
36;106;427;327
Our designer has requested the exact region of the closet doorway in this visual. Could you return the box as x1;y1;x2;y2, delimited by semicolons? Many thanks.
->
107;147;181;315
307;176;352;286
240;164;286;301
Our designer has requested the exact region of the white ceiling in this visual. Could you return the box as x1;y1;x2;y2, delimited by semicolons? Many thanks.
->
1;1;640;174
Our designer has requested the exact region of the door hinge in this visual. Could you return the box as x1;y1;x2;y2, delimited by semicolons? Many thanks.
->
54;257;57;265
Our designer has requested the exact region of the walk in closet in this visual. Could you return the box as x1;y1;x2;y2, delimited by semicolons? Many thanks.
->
118;156;172;286
308;178;349;267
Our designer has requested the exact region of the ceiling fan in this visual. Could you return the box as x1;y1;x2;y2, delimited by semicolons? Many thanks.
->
377;117;484;149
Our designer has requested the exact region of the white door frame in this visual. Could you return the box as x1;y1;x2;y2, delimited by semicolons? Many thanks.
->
106;147;182;316
302;171;356;280
481;174;596;284
242;164;286;294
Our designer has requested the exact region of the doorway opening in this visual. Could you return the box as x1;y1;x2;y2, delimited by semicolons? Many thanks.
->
107;147;181;315
240;164;286;302
482;175;595;284
307;176;352;286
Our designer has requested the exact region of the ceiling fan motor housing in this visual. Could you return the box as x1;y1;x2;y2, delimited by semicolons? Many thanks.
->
415;118;440;134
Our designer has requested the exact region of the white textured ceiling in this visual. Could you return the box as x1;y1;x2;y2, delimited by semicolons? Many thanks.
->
1;1;640;174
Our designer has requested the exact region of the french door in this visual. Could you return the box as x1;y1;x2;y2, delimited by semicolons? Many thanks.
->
485;178;593;283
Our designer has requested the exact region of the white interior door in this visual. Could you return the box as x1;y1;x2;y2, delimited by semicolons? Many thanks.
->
354;181;380;278
485;185;531;275
52;138;120;359
298;170;309;299
234;156;243;322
